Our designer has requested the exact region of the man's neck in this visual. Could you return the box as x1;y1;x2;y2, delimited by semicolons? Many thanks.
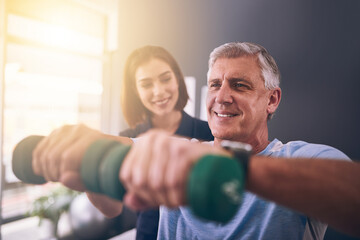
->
214;137;270;154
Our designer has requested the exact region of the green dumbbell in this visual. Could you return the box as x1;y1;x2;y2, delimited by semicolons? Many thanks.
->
188;154;245;222
12;135;47;184
81;139;245;223
79;139;130;200
13;136;245;223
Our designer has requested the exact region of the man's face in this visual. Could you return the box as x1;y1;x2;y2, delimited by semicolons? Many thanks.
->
206;56;276;144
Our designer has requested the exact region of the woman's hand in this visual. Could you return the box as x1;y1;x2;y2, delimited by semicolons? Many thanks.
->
86;192;124;218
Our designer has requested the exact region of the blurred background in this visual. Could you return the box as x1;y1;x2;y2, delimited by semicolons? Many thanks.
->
0;0;359;239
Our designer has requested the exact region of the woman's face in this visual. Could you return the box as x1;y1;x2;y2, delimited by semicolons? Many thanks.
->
135;58;179;117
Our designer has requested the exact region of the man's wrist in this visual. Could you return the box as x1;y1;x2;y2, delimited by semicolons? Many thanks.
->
220;140;252;176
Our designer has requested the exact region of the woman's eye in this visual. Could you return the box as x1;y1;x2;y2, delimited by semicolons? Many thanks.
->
140;83;152;88
161;78;171;83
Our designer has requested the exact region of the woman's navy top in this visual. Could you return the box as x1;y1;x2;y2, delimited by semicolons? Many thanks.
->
119;111;213;240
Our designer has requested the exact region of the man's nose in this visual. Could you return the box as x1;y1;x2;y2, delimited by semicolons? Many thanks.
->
215;84;233;104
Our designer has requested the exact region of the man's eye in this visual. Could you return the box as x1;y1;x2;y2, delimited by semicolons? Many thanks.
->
210;83;221;88
234;82;248;89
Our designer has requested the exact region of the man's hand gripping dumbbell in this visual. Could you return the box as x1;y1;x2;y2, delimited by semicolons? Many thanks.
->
12;124;249;223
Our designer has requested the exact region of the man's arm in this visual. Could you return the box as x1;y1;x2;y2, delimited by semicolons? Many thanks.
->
31;126;360;236
119;133;360;237
247;156;360;237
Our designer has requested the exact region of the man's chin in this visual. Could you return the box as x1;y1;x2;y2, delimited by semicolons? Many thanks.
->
212;131;236;141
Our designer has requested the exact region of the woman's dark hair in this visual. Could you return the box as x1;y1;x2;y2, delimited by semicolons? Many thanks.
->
121;45;189;127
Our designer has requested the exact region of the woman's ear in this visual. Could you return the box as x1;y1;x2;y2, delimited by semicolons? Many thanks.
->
267;87;281;115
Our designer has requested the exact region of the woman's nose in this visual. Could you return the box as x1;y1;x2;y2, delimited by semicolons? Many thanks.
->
153;82;164;96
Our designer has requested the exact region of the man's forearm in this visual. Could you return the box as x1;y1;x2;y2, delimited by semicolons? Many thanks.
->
247;156;360;237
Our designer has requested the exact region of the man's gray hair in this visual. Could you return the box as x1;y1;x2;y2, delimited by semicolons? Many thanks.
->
207;42;280;89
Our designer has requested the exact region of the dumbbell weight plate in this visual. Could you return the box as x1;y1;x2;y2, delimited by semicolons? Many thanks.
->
81;139;120;193
12;135;47;184
99;144;131;200
187;154;245;223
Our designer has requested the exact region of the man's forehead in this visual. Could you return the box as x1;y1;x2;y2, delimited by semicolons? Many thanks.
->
212;55;258;68
208;56;260;80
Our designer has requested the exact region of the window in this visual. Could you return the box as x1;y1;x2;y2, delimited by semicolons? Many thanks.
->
0;0;117;222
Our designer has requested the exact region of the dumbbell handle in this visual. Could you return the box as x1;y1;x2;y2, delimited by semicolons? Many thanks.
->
12;136;245;223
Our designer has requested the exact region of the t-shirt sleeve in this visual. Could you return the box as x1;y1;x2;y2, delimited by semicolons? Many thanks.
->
293;143;350;161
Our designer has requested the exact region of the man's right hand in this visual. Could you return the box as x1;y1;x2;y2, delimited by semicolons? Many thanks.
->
119;130;229;211
32;124;132;192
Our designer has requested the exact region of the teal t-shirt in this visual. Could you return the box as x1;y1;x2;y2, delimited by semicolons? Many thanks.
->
157;139;349;240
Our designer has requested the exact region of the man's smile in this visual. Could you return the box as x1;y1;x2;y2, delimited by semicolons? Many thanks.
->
214;111;239;118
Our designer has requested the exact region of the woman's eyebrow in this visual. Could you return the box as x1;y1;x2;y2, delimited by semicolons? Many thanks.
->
158;71;172;78
137;77;152;83
137;71;172;83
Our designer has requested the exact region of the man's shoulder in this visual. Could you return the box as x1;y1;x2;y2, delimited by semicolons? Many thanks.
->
266;139;349;160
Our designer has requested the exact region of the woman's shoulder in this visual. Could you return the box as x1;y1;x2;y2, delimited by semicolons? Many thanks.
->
178;111;213;141
181;111;209;126
192;118;213;140
119;121;152;137
192;116;210;127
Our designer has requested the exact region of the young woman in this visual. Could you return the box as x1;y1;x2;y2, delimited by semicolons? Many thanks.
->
119;45;213;240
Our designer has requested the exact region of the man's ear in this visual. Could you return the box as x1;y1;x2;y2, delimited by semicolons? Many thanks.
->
267;88;281;115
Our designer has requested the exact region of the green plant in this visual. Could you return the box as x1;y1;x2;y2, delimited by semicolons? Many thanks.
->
28;185;80;238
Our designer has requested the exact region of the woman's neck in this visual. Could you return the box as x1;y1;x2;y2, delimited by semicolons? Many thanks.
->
151;110;182;134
